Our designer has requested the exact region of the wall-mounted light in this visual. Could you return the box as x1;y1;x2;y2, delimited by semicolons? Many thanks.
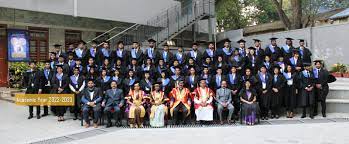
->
167;40;176;46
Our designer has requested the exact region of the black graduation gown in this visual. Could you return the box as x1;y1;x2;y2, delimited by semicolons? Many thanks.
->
298;70;315;107
287;57;303;71
96;76;112;95
220;47;234;64
127;65;143;78
229;55;246;74
241;75;258;87
122;77;139;93
74;49;88;66
255;73;273;108
144;48;161;63
240;88;259;116
155;66;168;78
40;69;54;94
210;74;227;91
113;65;127;78
54;62;70;75
280;45;295;59
186;50;203;66
157;78;171;94
86;47;100;66
185;75;199;92
226;73;242;105
265;45;282;62
51;73;70;94
161;50;174;65
170;75;184;88
69;74;85;105
246;54;262;75
23;69;42;94
141;65;157;79
200;74;212;88
270;74;286;108
202;49;217;62
313;68;329;101
213;62;229;75
255;47;265;60
296;47;312;64
129;48;144;66
98;48;112;65
140;79;153;94
283;72;298;110
111;49;130;66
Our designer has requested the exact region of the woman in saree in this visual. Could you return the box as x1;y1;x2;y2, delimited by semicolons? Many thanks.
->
240;80;259;125
149;81;169;127
126;82;146;128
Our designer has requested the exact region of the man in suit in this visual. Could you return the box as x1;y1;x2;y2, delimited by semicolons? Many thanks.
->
313;60;329;117
130;41;144;65
40;60;54;117
23;61;42;119
102;81;124;127
69;67;86;120
145;39;160;63
81;79;102;128
216;80;234;124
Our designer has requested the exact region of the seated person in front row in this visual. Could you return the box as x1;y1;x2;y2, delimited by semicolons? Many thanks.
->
102;81;124;128
216;80;234;124
193;78;214;124
81;79;102;128
240;80;259;125
149;81;168;127
169;79;191;125
126;82;146;128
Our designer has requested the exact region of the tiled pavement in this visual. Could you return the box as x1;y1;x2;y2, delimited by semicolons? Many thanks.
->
1;100;349;144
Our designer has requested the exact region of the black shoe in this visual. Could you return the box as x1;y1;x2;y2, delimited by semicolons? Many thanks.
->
41;113;48;117
28;115;33;119
73;117;78;120
106;123;112;128
275;115;279;119
265;117;269;120
301;114;306;118
310;115;314;119
37;115;41;119
322;113;326;117
313;113;318;116
115;122;121;127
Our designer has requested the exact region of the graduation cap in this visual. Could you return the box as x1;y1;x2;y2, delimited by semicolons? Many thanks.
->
50;52;57;55
174;66;182;70
248;47;256;50
58;55;65;58
163;44;169;47
208;41;215;45
187;65;196;71
299;39;305;42
154;80;162;85
148;39;156;43
161;69;168;73
259;64;267;69
313;60;323;64
253;39;261;42
87;78;95;82
192;42;199;46
131;58;138;61
223;38;231;43
273;65;281;70
78;40;86;45
176;78;185;83
73;66;81;70
44;59;51;63
53;44;62;47
101;67;108;71
91;40;98;44
231;63;238;68
68;51;74;56
236;39;246;43
270;37;278;40
202;65;209;69
74;57;82;61
285;37;294;41
199;78;207;81
132;41;139;44
117;41;124;45
292;49;300;55
216;66;223;70
303;62;312;67
102;40;109;44
55;64;64;68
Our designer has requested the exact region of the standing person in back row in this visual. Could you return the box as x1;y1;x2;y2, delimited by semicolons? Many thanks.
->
265;37;281;62
299;63;315;119
23;61;42;119
296;39;312;64
313;60;329;117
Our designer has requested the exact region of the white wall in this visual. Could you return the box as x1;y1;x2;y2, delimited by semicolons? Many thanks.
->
0;0;179;24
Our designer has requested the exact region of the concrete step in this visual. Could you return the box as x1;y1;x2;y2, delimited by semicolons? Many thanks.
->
326;99;349;113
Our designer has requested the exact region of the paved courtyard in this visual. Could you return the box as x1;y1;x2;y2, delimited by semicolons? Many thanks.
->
1;100;349;144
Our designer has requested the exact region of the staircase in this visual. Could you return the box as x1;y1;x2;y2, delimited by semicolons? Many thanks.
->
87;0;214;48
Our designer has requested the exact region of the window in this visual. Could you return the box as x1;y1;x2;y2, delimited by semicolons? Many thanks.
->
65;30;81;51
29;27;49;62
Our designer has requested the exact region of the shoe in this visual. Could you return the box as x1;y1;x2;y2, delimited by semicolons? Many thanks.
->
322;113;326;117
41;113;48;117
301;114;306;118
265;117;269;120
130;124;134;128
139;124;144;128
275;115;279;119
310;115;314;119
115;122;121;127
28;115;33;119
106;123;112;128
37;115;41;119
84;123;90;128
93;123;98;128
220;121;224;125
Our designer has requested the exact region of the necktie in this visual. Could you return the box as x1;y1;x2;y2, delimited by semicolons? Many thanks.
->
307;71;310;77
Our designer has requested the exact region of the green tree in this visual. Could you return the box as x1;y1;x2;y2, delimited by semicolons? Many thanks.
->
216;0;248;32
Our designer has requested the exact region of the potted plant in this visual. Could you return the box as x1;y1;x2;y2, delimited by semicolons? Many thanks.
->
330;63;347;77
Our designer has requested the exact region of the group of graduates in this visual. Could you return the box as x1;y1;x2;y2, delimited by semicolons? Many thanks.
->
22;37;332;128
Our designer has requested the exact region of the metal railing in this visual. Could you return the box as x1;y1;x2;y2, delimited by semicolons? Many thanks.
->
88;0;214;49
